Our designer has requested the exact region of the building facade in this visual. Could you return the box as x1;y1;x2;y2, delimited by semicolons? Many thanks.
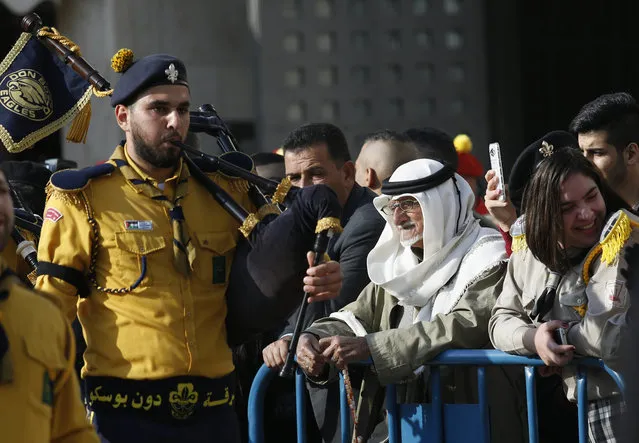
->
255;0;491;159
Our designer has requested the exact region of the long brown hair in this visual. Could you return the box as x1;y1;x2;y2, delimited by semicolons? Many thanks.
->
523;148;629;272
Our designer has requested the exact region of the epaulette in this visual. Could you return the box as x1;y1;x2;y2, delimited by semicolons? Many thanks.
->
48;163;115;193
189;156;249;194
510;214;527;253
582;209;639;284
599;209;639;265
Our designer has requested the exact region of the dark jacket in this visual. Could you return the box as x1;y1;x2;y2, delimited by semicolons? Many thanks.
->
283;183;384;334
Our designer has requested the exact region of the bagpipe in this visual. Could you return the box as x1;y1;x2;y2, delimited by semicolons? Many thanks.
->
9;14;343;352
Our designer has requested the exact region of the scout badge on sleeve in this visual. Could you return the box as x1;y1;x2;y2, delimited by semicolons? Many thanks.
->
0;14;113;153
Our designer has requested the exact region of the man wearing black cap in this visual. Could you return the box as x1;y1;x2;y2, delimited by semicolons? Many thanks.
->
295;158;525;443
570;92;639;211
34;51;342;443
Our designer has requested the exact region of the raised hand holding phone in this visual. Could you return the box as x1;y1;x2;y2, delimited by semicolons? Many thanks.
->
488;142;506;202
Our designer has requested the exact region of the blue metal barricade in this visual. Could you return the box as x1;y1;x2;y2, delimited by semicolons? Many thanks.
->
247;350;624;443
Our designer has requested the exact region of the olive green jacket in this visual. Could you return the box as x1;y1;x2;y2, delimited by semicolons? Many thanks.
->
307;262;527;442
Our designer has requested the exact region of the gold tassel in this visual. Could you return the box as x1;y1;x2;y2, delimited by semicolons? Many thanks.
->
573;304;587;318
511;234;527;253
256;204;281;220
239;213;260;239
66;100;91;143
272;177;293;205
582;244;602;284
209;173;249;194
315;217;343;234
230;178;250;194
601;212;632;266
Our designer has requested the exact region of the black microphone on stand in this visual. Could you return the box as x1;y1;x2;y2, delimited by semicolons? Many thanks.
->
279;228;334;378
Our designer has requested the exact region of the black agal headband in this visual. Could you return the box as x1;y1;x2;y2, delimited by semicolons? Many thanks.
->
381;164;456;196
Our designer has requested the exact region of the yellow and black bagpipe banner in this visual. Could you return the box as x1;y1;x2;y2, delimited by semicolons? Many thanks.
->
0;32;92;153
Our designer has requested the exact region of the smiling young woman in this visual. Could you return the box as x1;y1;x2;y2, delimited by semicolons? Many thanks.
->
490;147;634;443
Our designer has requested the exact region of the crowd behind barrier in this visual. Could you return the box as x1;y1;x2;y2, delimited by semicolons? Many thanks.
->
247;350;625;443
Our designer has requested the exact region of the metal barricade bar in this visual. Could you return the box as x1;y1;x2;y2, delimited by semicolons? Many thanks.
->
247;350;625;443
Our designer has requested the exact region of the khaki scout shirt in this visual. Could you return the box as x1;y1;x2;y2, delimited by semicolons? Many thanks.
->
489;214;633;401
0;259;98;443
35;146;252;380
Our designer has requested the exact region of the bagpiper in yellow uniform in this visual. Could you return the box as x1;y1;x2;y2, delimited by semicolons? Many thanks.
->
35;46;344;443
34;51;255;443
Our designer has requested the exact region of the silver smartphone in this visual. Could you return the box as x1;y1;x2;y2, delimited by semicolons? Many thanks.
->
488;142;506;202
554;327;569;345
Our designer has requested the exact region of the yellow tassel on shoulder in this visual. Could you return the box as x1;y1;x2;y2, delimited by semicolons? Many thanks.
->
573;304;587;318
601;212;632;265
66;100;91;143
511;234;527;253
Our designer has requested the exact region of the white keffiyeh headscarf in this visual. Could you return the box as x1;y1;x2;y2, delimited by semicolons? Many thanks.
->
366;158;506;322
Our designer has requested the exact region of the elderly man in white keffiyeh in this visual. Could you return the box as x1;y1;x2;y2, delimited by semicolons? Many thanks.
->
295;158;526;442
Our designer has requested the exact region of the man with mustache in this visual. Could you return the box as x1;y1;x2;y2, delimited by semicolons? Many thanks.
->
34;52;342;443
296;158;526;442
262;123;384;443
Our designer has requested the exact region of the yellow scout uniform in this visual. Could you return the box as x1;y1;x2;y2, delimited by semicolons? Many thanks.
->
35;145;252;409
489;210;634;401
0;258;99;443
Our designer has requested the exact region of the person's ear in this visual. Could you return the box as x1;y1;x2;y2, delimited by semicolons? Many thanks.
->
625;142;639;165
341;160;356;184
114;104;131;132
366;168;381;190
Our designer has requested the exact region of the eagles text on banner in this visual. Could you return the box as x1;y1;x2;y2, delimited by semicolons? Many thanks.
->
0;32;92;153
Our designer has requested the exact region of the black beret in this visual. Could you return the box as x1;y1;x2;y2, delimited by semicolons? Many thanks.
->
110;54;188;107
508;130;579;213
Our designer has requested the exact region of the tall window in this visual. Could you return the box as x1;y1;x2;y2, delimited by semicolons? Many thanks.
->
413;0;428;15
318;66;338;86
444;0;462;15
316;32;336;52
283;32;304;53
315;0;334;17
287;102;307;122
282;0;302;18
321;101;340;120
284;67;305;87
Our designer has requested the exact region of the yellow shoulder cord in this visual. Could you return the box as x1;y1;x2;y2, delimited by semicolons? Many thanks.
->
81;192;146;294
